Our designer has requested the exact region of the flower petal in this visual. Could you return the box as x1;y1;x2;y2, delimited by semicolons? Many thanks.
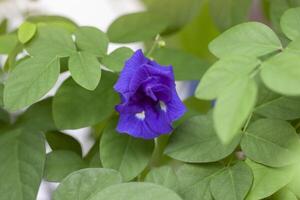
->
166;89;186;121
114;49;148;93
116;112;160;139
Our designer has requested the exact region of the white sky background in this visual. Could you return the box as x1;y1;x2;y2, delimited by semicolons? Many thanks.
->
0;0;193;199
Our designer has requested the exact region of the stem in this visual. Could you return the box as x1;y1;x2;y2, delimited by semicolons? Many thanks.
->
146;34;161;57
242;112;253;133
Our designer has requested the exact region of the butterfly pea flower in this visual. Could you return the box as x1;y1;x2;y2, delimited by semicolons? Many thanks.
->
114;49;186;139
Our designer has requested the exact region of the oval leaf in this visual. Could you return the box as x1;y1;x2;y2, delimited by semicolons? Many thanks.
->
245;159;295;200
209;22;282;58
280;7;300;40
210;161;253;200
214;78;258;144
69;52;101;90
195;56;260;100
53;168;122;200
107;12;169;43
261;51;300;96
176;163;223;200
26;25;76;57
18;21;37;44
241;119;300;167
165;115;240;163
4;56;60;111
100;119;154;181
74;26;109;57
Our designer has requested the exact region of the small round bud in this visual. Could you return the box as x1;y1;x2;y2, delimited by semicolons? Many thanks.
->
158;40;166;47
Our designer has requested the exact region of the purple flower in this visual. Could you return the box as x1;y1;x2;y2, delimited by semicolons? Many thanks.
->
114;49;186;139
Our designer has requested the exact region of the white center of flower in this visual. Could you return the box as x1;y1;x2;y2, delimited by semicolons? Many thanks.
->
135;111;146;120
160;101;167;112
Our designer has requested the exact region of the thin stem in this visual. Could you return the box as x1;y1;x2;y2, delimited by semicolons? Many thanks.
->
146;34;161;57
242;112;253;133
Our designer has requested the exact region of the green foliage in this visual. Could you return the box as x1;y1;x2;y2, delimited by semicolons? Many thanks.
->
143;0;203;33
53;168;122;200
4;56;60;111
241;119;300;167
1;3;300;200
152;48;209;80
68;51;101;90
44;150;86;182
87;182;183;200
46;131;82;155
209;22;282;58
245;160;295;200
18;21;37;44
209;162;253;200
145;166;178;190
209;0;252;31
0;33;18;54
52;71;118;129
165;115;240;163
74;26;109;57
100;119;154;181
101;47;133;72
107;12;169;43
0;128;45;200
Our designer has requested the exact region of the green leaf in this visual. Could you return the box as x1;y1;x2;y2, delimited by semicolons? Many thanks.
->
0;18;7;34
144;0;203;33
152;48;209;80
26;25;76;57
107;12;169;43
209;22;282;58
241;119;300;167
100;119;154;181
83;141;102;167
271;188;298;200
145;166;178;190
214;78;258;144
0;33;18;54
53;71;118;129
88;182;182;200
53;168;122;200
287;162;300;198
46;131;82;156
245;159;295;200
176;163;223;200
0;128;45;200
261;50;300;96
18;21;37;44
269;0;300;34
195;56;260;100
69;52;101;90
26;15;78;33
44;150;86;182
210;161;253;200
255;96;300;120
280;7;300;40
16;98;56;131
74;26;109;57
101;47;133;72
209;0;252;31
4;56;60;111
166;1;219;61
165;115;240;163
